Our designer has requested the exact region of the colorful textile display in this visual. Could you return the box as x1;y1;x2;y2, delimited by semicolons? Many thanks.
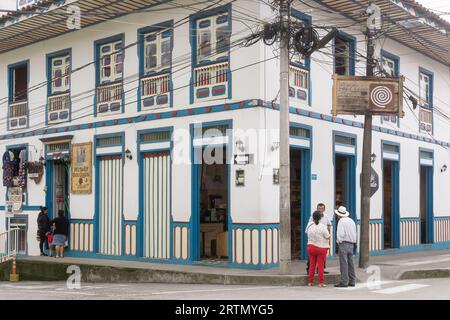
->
2;151;14;187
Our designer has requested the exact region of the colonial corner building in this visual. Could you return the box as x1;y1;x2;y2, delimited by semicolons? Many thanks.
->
0;0;449;269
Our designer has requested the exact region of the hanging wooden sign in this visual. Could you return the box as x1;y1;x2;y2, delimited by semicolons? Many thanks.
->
71;143;92;194
332;75;404;117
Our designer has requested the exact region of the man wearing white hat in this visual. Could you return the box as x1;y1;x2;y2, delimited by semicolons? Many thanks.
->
334;206;357;288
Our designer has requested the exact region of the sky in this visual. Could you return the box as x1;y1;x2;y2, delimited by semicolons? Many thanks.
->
0;0;449;21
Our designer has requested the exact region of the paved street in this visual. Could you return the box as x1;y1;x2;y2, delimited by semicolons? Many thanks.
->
0;278;449;300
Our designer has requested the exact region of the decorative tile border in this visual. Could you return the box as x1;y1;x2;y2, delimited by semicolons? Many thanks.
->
2;99;450;149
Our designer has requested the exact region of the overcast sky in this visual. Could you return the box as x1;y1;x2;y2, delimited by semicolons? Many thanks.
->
0;0;449;21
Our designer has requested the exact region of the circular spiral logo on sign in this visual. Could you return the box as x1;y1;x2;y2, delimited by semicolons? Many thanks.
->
370;85;393;109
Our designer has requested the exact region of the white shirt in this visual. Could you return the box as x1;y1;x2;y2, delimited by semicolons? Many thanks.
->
309;212;332;227
305;222;330;248
336;216;357;244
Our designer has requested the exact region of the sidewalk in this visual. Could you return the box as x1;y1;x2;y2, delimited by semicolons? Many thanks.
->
3;249;449;285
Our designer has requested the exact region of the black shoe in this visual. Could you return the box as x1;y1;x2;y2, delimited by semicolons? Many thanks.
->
334;283;348;288
348;283;356;287
40;253;48;256
324;270;330;274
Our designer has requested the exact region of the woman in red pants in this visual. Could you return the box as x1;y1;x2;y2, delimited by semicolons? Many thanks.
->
306;210;331;287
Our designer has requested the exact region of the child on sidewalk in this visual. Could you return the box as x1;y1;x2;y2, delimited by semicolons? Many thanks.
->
45;230;54;257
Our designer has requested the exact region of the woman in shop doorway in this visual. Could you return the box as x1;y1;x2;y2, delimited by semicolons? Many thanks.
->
306;210;331;287
50;210;69;258
37;206;50;256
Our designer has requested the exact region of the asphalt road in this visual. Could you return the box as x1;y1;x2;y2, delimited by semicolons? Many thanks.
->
0;278;449;300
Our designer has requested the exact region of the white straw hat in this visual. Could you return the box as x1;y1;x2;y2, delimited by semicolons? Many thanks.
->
334;206;350;217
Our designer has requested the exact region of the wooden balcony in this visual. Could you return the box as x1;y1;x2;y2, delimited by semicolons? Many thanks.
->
97;82;123;115
289;65;309;103
420;107;433;133
48;92;70;124
141;73;171;109
193;62;229;102
8;101;28;130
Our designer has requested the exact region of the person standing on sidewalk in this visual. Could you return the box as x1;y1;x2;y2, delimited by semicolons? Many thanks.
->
50;210;69;258
334;206;357;288
306;203;332;274
37;206;50;256
306;211;331;287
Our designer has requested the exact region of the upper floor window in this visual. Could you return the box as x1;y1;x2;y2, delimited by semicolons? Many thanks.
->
10;63;28;103
334;34;355;76
143;29;172;75
289;10;311;106
419;70;432;109
195;13;230;65
138;22;173;110
95;35;124;116
8;61;29;130
380;51;400;125
419;68;434;133
191;6;231;103
99;40;123;84
47;51;71;124
50;54;71;94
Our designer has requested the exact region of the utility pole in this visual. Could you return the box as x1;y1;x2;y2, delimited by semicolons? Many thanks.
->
359;1;380;269
278;0;291;274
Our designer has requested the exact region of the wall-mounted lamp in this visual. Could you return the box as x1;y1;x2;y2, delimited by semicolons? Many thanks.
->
441;165;447;173
125;149;133;160
235;139;245;153
371;153;376;163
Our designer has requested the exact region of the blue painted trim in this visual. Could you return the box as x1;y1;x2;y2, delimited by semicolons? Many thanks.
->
291;8;312;106
93;131;125;254
189;3;232;104
94;33;125;117
419;147;434;244
381;140;401;248
418;66;434;135
7;59;30;131
137;20;174;112
137;126;173;144
380;50;400;127
136;126;173;259
1;99;450;149
45;48;72;126
332;130;357;224
190;119;232;262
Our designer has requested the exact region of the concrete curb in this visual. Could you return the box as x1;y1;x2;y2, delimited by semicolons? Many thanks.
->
0;259;341;286
397;269;450;280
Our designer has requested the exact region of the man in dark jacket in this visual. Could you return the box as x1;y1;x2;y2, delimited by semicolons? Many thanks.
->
37;206;50;256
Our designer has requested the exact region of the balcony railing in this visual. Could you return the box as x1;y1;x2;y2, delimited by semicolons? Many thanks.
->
141;73;171;109
8;101;28;130
420;107;433;133
48;92;70;124
193;61;229;102
97;82;123;115
289;65;309;103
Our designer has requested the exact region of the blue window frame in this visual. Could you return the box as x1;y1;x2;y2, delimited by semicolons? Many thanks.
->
290;9;312;106
46;48;72;125
418;67;434;134
137;21;174;111
380;50;400;127
94;34;125;116
7;60;29;130
189;4;232;104
334;32;356;76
